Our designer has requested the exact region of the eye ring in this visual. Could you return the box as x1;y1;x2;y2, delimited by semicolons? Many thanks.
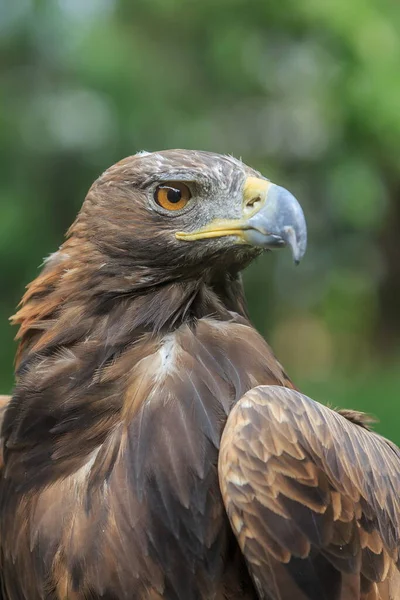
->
154;182;191;211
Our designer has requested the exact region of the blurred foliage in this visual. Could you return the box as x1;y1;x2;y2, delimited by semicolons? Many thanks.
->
0;0;399;439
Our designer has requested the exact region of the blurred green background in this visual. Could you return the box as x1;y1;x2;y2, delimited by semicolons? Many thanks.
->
1;0;399;441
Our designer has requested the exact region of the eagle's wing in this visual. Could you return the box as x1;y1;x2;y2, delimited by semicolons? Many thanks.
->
219;386;400;600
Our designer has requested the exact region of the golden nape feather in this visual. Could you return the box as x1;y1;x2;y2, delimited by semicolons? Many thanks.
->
0;150;398;600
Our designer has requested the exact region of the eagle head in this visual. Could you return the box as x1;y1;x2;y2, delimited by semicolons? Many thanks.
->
75;149;307;286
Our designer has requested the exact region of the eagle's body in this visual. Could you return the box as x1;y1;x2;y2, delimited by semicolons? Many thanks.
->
0;150;399;600
1;269;288;599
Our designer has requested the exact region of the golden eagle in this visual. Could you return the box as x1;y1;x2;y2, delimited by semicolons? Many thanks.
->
1;150;399;599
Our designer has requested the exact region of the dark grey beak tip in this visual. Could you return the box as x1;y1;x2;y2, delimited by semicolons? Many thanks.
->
282;225;307;265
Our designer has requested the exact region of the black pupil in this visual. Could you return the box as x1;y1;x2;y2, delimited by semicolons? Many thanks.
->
166;187;182;203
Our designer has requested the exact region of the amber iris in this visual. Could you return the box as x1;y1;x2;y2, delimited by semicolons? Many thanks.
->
154;182;191;211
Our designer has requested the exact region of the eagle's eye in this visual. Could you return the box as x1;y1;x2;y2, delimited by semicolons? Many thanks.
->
154;182;191;211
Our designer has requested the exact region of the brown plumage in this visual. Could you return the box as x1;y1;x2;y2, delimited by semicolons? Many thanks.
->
0;150;398;600
220;387;400;600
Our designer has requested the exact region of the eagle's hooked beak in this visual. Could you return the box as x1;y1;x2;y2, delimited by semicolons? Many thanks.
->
176;177;307;264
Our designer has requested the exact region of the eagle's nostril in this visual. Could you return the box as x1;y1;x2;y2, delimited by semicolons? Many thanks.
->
245;195;261;208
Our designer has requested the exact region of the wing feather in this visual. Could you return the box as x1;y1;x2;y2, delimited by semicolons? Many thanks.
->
219;385;400;600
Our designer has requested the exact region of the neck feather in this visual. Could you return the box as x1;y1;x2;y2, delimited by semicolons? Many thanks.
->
12;237;249;372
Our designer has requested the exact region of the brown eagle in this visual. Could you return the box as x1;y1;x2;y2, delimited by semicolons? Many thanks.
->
0;150;399;600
